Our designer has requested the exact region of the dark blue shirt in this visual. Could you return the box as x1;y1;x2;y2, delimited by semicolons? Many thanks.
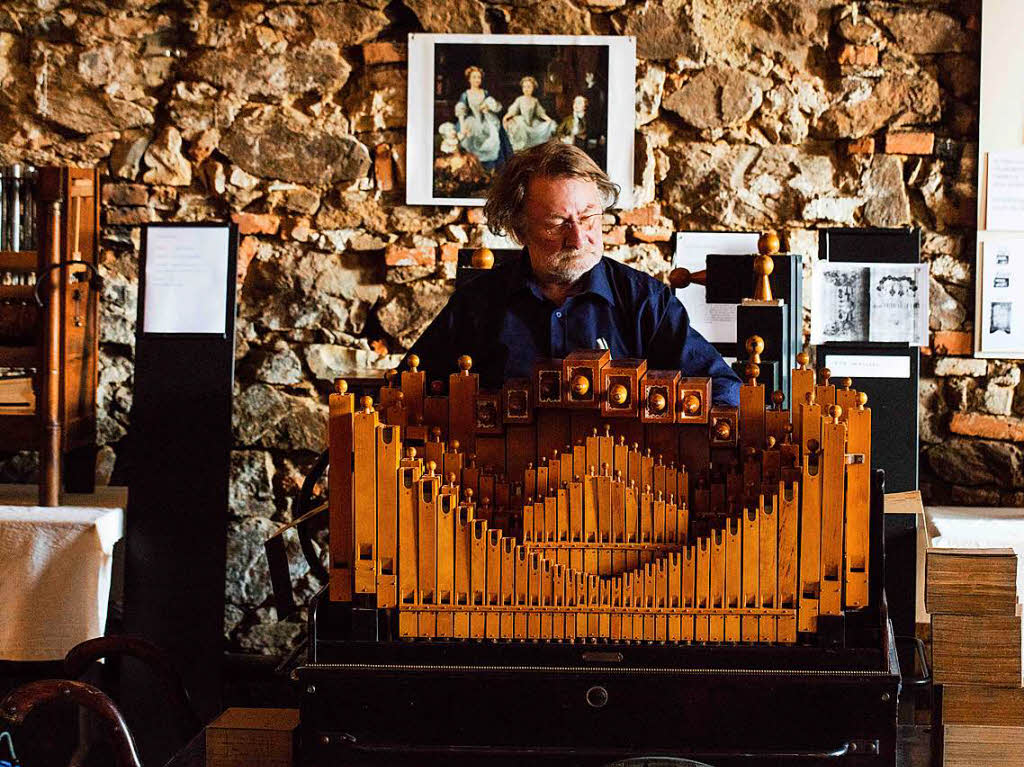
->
408;253;741;405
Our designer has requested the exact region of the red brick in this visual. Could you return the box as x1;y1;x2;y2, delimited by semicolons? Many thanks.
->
385;244;436;267
931;330;974;356
949;412;1024;442
231;212;281;235
847;137;875;155
466;208;487;224
630;225;673;243
603;225;627;245
884;132;935;155
439;242;460;263
236;235;260;285
617;204;663;227
363;42;407;66
837;44;879;67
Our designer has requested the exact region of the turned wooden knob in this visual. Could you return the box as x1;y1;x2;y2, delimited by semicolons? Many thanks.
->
682;392;701;416
334;379;348;394
609;383;628;405
571;373;590;397
404;446;416;459
857;392;868;410
744;362;760;385
426;460;437;475
820;367;831;385
458;354;472;374
714;419;732;440
361;395;373;412
668;267;706;289
828;405;843;421
745;335;764;364
471;247;494;269
648;391;667;414
758;229;780;255
841;377;853;390
796;351;809;369
406;353;419;372
771;390;785;409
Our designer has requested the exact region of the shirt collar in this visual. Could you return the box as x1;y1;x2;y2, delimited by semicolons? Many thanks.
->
514;249;615;306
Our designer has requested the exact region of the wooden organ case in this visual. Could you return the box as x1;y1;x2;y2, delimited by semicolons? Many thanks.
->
299;342;900;764
0;167;100;504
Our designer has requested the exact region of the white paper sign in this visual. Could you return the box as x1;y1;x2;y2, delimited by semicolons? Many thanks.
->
979;237;1024;353
986;150;1024;232
823;354;911;379
672;232;760;344
143;226;230;335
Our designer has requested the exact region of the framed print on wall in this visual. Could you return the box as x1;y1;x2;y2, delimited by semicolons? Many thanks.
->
406;33;636;208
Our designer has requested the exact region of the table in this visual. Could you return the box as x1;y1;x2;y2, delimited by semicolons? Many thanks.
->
0;485;126;661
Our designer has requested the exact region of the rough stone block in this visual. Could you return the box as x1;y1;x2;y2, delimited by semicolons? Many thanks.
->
363;41;406;65
603;226;627;245
102;183;149;207
847;137;875;155
884;132;935;155
618;204;663;227
630;226;673;243
232;212;281;235
950;413;1024;442
932;330;973;356
837;44;879;67
439;242;460;263
466;208;487;224
934;357;988;377
385;244;436;267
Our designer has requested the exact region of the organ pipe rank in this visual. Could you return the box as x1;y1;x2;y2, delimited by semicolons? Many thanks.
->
327;338;870;645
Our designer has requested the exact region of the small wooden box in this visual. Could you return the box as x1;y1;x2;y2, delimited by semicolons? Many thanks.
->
640;369;679;424
502;378;533;424
534;358;564;407
709;405;738;448
563;349;610;409
207;708;299;767
600;358;647;418
474;390;502;435
676;377;712;424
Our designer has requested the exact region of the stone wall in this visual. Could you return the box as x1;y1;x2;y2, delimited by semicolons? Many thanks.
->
1;0;1016;655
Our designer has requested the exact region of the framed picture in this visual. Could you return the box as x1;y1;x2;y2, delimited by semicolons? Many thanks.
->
407;33;636;207
975;236;1024;357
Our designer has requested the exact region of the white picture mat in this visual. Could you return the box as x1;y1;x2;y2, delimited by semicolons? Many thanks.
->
985;149;1024;232
406;33;635;207
672;232;760;344
823;354;911;380
142;225;230;335
977;237;1024;355
974;0;1024;357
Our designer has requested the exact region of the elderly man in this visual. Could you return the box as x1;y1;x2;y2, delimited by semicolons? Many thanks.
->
407;141;741;406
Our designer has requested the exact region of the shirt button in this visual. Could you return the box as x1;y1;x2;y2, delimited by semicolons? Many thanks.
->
555;311;562;318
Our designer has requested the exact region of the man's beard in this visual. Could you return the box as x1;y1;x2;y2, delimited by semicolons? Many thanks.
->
544;248;600;284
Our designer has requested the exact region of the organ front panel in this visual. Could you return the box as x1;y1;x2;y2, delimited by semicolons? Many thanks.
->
327;339;873;646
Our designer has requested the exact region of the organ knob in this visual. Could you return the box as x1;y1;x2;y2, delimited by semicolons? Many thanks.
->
714;419;731;440
571;373;590;397
334;379;348;394
754;229;779;302
682;392;701;416
745;335;764;364
841;377;852;390
857;392;868;410
361;396;373;413
609;383;628;405
648;390;667;414
471;247;494;269
458;355;472;374
406;354;420;372
384;369;397;387
828;405;843;421
771;390;785;410
744;363;760;386
820;367;831;386
796;351;809;369
667;267;707;289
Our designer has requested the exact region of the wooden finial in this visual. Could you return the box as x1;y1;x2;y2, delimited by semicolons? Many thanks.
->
766;435;777;449
404;446;416;459
841;377;852;391
782;423;793;443
771;390;785;410
447;472;456;485
820;367;831;385
458;355;472;374
753;232;777;301
604;423;612;436
426;460;437;475
758;228;781;255
796;351;809;369
384;369;397;386
464;486;474;501
857;392;868;410
745;335;764;364
450;439;460;451
828;404;842;421
744;362;760;386
361;395;373;412
430;426;442;441
471;247;494;269
334;378;348;394
406;354;419;372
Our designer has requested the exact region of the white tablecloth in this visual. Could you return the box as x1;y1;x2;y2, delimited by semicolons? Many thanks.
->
0;505;124;661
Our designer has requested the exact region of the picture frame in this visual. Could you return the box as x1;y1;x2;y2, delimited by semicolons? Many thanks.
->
406;33;636;207
975;236;1024;357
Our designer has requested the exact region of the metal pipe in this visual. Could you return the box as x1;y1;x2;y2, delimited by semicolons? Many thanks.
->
40;197;62;506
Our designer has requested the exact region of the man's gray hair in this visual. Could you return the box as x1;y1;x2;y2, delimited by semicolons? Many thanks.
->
483;141;619;243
